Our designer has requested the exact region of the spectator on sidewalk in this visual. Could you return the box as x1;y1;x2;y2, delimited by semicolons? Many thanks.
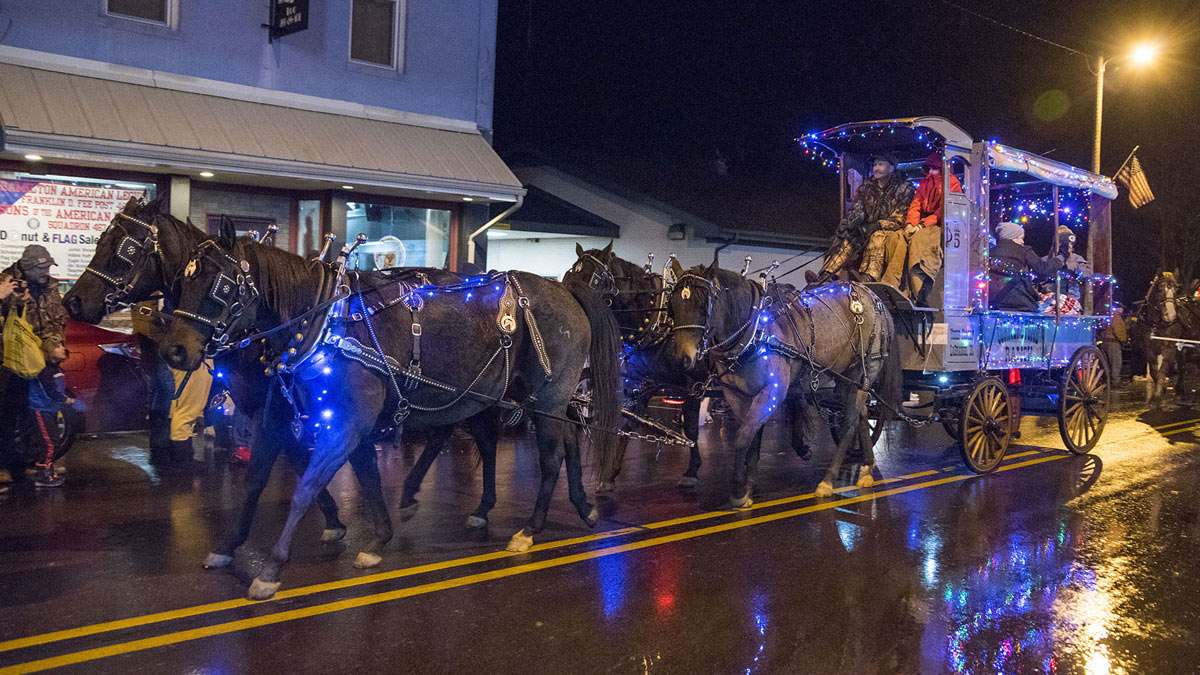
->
28;335;76;487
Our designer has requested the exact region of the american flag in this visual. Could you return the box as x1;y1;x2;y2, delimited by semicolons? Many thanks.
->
1114;153;1155;209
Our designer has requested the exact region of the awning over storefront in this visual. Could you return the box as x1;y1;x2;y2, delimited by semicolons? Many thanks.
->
0;61;524;202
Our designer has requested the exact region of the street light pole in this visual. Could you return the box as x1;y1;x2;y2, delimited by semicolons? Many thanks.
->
1093;55;1106;174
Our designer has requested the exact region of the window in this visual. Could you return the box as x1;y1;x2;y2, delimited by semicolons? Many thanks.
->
105;0;177;27
350;0;404;70
345;202;450;270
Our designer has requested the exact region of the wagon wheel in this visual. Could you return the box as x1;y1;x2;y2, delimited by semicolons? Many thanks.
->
958;377;1012;474
1058;346;1109;454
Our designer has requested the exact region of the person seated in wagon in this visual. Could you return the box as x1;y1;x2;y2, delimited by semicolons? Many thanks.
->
904;152;962;305
988;221;1065;312
807;152;914;287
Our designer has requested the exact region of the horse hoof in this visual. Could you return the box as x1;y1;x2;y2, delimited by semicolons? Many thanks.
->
730;492;753;509
320;526;347;543
815;481;834;498
398;501;419;522
353;551;383;569
203;552;233;569
676;475;699;488
856;473;875;489
595;480;615;494
465;515;488;529
247;577;281;601
585;505;600;528
506;529;534;553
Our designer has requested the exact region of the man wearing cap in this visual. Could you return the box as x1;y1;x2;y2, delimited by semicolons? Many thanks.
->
808;153;914;286
988;222;1065;311
904;152;963;304
1;244;67;483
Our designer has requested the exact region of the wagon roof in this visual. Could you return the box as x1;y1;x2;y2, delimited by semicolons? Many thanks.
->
802;116;1118;200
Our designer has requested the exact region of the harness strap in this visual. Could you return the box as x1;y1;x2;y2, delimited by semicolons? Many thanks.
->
510;273;553;379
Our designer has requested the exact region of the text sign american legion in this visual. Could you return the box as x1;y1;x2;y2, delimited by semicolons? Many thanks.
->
269;0;309;39
0;179;148;280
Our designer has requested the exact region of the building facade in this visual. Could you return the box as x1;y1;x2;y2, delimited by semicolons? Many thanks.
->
0;0;522;279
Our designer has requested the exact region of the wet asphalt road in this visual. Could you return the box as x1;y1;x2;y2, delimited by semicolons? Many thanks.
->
1;382;1199;674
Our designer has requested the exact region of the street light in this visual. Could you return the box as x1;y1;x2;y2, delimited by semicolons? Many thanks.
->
1093;41;1160;173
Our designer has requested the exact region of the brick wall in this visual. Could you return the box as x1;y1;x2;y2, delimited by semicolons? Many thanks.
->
189;188;292;251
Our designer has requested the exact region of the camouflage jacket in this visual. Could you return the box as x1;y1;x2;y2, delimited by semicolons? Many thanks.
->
841;174;916;239
2;264;67;342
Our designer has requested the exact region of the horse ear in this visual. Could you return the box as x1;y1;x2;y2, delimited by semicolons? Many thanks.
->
218;215;237;251
670;258;684;276
575;242;585;257
602;240;613;255
121;197;141;214
143;194;168;214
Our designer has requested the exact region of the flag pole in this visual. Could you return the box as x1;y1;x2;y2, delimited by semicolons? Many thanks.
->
1113;145;1139;177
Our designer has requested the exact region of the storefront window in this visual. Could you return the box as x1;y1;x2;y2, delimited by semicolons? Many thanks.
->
0;172;154;281
345;202;450;270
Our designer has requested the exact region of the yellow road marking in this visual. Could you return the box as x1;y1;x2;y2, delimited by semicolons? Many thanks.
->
0;455;1065;675
2;415;1188;657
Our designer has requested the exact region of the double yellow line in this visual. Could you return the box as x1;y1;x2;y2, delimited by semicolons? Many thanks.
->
3;416;1198;674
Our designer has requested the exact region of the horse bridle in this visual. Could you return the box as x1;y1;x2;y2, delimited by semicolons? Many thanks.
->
570;253;622;298
171;240;260;350
669;272;764;361
82;212;161;311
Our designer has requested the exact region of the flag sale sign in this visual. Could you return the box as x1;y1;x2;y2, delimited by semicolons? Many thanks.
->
0;179;148;280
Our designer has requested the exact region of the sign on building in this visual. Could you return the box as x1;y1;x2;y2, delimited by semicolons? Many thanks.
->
0;179;148;280
268;0;309;40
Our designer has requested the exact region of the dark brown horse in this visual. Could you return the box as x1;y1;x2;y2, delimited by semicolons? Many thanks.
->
564;244;706;488
63;199;502;575
665;263;901;504
159;218;620;599
1137;271;1200;403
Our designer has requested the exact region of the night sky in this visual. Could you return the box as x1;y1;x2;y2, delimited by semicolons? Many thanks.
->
493;0;1200;301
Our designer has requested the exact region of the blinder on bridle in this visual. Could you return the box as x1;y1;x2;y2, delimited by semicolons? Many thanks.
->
82;211;160;310
171;240;260;350
669;272;720;344
573;253;621;299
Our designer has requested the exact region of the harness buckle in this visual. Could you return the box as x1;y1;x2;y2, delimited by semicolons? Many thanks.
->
412;323;422;337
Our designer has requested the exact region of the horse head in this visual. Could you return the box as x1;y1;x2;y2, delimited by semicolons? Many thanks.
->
64;195;171;323
565;241;619;298
1146;271;1179;325
160;216;263;371
666;261;723;372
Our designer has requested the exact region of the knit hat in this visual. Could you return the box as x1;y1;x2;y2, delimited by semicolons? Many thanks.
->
926;152;944;169
41;334;65;359
18;245;56;271
996;221;1024;241
1056;224;1077;242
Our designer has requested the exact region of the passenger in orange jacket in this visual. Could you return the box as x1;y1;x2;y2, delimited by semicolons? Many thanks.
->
903;152;963;305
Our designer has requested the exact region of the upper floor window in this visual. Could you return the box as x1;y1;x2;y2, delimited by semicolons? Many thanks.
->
350;0;405;70
105;0;178;28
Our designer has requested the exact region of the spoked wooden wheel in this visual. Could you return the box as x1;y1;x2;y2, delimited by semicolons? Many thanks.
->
958;377;1012;474
1058;346;1109;454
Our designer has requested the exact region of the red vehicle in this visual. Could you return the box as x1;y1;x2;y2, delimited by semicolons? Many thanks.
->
61;320;148;432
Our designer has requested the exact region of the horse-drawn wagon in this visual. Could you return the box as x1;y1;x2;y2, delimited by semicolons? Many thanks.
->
802;116;1117;471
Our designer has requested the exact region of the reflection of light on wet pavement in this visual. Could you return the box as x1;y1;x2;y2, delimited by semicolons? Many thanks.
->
745;591;768;675
108;445;161;485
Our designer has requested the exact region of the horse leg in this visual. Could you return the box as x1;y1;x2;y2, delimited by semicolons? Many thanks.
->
346;439;393;569
507;417;567;553
465;411;500;529
203;422;283;569
248;428;356;601
276;439;346;542
854;400;877;489
677;396;702;487
727;387;777;508
398;425;450;521
816;388;865;498
736;426;766;506
563;420;599;527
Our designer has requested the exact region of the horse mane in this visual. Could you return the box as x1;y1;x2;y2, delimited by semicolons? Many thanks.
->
238;239;324;322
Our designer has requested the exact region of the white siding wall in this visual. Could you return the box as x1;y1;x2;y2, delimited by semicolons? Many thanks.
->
487;167;820;284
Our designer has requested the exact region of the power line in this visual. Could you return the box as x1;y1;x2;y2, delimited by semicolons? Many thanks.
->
932;0;1093;59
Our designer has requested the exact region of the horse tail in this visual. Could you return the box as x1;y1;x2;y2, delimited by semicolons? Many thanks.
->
564;280;623;482
875;309;903;423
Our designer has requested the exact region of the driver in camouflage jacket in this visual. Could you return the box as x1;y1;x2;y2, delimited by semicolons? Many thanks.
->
808;153;915;286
